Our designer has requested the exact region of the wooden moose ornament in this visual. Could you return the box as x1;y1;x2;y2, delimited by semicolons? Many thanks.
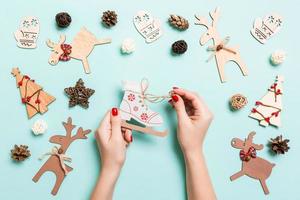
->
195;7;248;83
230;131;275;195
11;68;55;119
46;27;111;74
32;117;91;195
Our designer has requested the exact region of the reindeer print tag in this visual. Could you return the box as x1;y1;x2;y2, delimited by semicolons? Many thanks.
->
133;11;162;43
14;16;40;48
251;13;283;44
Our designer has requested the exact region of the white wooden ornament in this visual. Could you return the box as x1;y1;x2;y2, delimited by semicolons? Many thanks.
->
14;16;40;49
195;7;248;83
251;13;283;44
133;11;162;43
119;79;167;137
249;75;284;127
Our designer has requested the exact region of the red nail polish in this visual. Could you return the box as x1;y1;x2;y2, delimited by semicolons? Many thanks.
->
112;108;118;116
173;86;179;89
172;95;179;102
130;135;133;142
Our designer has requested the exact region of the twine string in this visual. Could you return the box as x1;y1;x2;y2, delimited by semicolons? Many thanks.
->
207;36;237;61
39;146;72;175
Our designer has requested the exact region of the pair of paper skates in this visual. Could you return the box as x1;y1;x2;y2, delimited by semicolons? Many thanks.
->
119;80;168;137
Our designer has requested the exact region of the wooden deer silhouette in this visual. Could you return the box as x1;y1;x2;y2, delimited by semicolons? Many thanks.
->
46;27;111;74
230;131;275;195
195;7;248;83
32;117;91;195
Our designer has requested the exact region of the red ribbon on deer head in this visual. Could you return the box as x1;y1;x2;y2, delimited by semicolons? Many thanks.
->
239;146;257;161
59;44;72;61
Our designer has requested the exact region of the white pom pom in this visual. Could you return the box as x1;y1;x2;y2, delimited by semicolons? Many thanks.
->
121;38;135;54
32;119;48;135
270;50;286;65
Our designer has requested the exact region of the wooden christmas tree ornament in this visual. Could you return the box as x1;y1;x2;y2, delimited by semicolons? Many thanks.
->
46;27;111;74
32;117;91;195
230;132;275;195
194;7;248;83
119;79;168;137
249;75;284;127
11;68;55;119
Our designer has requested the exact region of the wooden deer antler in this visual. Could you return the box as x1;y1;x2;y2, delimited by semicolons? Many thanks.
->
63;117;76;138
71;127;91;141
209;7;221;27
194;15;209;28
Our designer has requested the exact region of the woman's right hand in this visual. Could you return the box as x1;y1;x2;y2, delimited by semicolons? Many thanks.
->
169;88;214;157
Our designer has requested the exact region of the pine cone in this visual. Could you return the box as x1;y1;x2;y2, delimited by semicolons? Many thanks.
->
172;40;188;54
55;12;72;28
230;94;248;110
270;135;290;154
11;145;31;162
102;10;118;27
168;14;189;30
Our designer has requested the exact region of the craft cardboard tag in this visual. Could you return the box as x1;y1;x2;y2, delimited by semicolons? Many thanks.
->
14;16;40;48
133;11;162;43
251;13;283;44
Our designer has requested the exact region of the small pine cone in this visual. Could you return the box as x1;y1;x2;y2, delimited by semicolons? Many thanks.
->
168;14;189;30
11;145;31;162
270;135;290;154
56;12;72;28
230;94;248;110
102;10;118;27
172;40;188;55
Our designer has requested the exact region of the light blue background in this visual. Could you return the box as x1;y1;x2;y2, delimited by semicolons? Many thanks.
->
0;0;298;199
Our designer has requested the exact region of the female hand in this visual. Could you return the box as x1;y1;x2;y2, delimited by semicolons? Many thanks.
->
91;108;133;200
95;108;133;171
169;88;214;157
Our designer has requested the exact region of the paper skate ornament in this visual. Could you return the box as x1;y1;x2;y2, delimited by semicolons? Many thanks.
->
230;131;275;195
249;75;283;127
33;117;91;195
14;16;40;48
195;7;248;83
46;27;111;74
119;79;168;137
133;11;163;43
251;13;283;44
11;68;55;119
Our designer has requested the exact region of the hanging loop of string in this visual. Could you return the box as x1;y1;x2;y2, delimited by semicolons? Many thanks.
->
139;78;170;107
39;146;72;175
207;36;237;62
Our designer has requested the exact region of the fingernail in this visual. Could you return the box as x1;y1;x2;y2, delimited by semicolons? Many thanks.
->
173;86;179;89
130;135;133;142
171;95;179;102
112;107;118;116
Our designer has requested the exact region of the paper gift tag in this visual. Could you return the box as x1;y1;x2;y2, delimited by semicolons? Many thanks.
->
14;16;40;48
251;13;283;44
133;11;162;43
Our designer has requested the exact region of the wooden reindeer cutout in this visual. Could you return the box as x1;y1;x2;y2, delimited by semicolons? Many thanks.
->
230;132;275;195
46;27;111;74
32;117;91;195
195;7;248;83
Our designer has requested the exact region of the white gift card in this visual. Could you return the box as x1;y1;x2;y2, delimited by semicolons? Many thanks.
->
14;16;40;48
133;11;162;43
251;13;283;44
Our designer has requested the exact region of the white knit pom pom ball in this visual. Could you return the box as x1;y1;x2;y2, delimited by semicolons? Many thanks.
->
270;50;286;66
32;119;48;135
121;38;135;54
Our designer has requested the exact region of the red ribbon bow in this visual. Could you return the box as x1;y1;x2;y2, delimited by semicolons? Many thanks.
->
59;44;72;61
239;146;256;162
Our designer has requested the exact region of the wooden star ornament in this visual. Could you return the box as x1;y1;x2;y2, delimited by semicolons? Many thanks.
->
64;79;95;108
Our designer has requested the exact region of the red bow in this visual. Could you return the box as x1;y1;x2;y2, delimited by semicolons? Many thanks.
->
239;147;256;161
59;44;72;61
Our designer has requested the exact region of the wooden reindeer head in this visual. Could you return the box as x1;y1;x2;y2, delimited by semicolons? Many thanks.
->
49;117;91;153
195;7;221;45
231;131;264;152
46;35;66;65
